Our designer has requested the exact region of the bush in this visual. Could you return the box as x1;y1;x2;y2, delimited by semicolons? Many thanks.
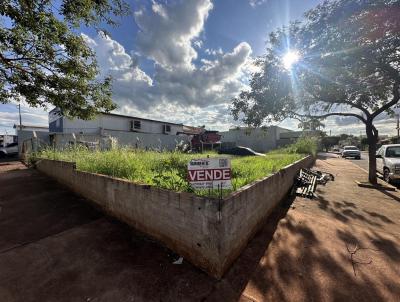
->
281;137;318;156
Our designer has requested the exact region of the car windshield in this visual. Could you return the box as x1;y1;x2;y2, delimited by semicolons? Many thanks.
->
344;146;358;150
385;146;400;158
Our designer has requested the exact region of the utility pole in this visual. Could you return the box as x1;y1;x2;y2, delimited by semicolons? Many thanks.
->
397;114;400;140
17;104;22;130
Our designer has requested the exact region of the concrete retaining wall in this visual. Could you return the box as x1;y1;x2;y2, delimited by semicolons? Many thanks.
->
219;155;315;273
36;155;314;278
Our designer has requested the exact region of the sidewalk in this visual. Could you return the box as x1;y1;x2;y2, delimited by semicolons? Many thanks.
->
240;156;400;301
0;158;399;301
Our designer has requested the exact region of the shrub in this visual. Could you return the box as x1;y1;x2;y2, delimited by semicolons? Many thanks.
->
282;136;318;156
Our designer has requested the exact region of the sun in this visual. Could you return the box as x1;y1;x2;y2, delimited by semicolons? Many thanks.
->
282;50;300;69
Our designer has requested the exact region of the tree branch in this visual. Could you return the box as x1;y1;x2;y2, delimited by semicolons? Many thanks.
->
372;81;400;119
291;111;367;124
308;91;371;117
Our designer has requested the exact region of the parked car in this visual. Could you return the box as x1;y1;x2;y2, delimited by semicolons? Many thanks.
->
218;146;266;156
376;144;400;183
0;142;18;158
341;146;361;159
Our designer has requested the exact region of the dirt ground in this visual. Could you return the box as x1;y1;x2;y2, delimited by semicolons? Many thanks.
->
240;155;400;301
0;157;399;302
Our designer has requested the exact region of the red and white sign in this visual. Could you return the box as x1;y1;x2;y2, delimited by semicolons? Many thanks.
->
187;158;232;189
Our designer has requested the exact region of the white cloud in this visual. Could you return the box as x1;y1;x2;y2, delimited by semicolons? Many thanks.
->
134;0;213;70
249;0;267;8
82;32;152;86
80;0;254;129
193;40;203;49
0;103;48;135
3;0;399;136
83;30;252;113
205;48;223;56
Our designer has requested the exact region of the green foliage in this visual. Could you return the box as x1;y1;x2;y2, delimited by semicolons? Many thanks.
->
0;0;129;119
298;118;325;131
231;0;400;184
321;136;340;151
34;147;303;197
232;0;400;126
279;137;318;157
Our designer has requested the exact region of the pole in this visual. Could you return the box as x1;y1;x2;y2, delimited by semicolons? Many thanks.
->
17;104;22;130
397;114;399;140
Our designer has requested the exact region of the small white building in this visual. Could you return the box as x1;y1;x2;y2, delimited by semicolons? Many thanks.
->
13;124;49;154
49;108;184;135
220;126;304;153
0;134;17;147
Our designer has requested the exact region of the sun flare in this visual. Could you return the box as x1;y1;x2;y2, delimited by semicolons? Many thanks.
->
283;50;300;69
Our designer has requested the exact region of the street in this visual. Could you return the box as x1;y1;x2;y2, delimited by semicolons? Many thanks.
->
347;152;400;189
348;151;369;172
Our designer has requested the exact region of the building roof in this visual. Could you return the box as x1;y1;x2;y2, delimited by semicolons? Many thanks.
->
13;124;49;130
49;107;183;127
102;112;183;126
182;125;205;135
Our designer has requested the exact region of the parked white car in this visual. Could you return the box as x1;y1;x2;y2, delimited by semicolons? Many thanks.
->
341;146;361;159
0;142;18;158
376;144;400;183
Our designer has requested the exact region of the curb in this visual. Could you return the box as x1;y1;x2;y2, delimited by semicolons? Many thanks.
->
347;158;398;191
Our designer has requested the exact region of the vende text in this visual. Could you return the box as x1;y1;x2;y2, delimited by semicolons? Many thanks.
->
188;169;231;182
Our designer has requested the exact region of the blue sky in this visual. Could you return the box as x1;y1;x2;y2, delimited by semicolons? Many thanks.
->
1;0;397;136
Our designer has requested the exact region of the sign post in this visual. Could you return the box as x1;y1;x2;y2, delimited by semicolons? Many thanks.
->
187;158;232;190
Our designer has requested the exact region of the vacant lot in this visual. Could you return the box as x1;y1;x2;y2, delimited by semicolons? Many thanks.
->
34;148;304;195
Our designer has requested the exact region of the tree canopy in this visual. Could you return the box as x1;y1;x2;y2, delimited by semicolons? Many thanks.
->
0;0;129;119
231;0;400;183
298;118;325;131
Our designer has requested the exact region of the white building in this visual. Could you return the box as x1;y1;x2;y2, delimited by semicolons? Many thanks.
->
14;124;49;133
220;126;303;153
48;108;192;150
13;124;49;154
0;134;17;147
49;108;184;135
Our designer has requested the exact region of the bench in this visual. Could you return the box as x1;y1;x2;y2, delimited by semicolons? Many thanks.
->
292;168;318;199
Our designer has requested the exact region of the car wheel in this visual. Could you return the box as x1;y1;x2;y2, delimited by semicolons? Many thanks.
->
383;168;391;183
356;156;361;160
0;152;5;158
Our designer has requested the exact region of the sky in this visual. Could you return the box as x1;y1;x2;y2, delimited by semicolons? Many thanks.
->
0;0;398;136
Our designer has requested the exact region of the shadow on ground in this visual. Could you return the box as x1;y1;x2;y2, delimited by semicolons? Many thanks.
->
0;164;292;302
1;161;400;301
240;196;400;301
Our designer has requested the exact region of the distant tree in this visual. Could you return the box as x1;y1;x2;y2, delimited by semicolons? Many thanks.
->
0;0;129;119
340;135;360;148
339;134;351;142
321;136;340;152
231;0;400;184
298;118;325;131
361;137;369;150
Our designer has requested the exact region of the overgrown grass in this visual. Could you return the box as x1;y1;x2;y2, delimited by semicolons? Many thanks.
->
271;136;318;157
34;147;304;197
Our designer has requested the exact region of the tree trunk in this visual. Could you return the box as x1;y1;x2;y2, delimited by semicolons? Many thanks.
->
366;121;378;184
